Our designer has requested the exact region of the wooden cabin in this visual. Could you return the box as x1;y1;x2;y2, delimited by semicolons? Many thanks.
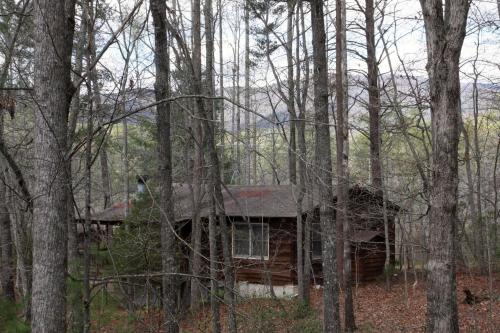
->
80;184;399;296
172;184;399;295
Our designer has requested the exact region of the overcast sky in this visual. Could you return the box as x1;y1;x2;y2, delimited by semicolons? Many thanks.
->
98;0;500;92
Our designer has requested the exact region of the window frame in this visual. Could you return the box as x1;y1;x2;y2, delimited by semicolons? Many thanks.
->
232;222;270;260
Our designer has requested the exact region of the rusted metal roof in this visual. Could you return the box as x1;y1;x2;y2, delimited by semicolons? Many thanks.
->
174;184;318;221
82;184;399;223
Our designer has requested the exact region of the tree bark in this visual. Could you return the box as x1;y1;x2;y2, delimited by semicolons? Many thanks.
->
204;0;222;331
31;0;76;331
150;0;178;331
419;1;470;332
0;169;15;302
287;0;297;185
189;0;204;307
310;0;341;331
336;0;355;330
218;0;225;179
471;70;487;274
365;0;382;192
244;0;251;185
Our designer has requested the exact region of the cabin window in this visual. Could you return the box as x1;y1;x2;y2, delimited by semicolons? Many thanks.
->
312;223;322;258
232;222;269;259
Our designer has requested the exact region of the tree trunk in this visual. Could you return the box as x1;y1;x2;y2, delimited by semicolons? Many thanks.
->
218;0;225;179
189;0;204;307
67;7;85;272
6;182;32;319
297;0;311;303
471;72;487;274
287;0;297;185
365;0;382;192
150;0;178;331
419;1;470;332
204;0;222;331
0;170;15;302
336;0;355;330
82;59;93;333
31;0;76;331
461;123;480;266
244;0;251;185
295;0;310;303
311;0;341;331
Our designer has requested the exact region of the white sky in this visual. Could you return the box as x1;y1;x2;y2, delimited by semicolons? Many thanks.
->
98;0;500;91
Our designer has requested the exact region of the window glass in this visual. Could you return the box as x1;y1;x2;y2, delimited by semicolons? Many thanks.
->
251;224;268;257
312;223;322;258
234;224;250;256
233;223;269;258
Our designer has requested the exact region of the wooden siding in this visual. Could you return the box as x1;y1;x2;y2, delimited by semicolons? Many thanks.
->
178;198;397;286
232;217;296;286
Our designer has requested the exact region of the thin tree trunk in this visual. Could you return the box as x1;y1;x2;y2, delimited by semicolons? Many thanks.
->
0;168;15;302
0;99;15;304
493;137;499;254
6;182;32;319
244;0;251;185
471;70;487;274
311;0;341;331
31;0;76;331
287;0;296;185
82;51;93;333
295;0;309;303
205;0;221;331
336;0;355;330
201;2;237;327
365;0;382;192
67;7;85;274
67;23;85;333
189;0;204;308
419;1;470;332
461;122;479;265
150;0;178;331
298;0;312;302
218;0;225;178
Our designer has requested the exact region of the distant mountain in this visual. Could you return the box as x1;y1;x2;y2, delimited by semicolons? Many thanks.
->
99;77;499;130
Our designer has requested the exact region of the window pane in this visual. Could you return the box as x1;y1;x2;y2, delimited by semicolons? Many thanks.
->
233;224;250;256
252;241;268;257
251;224;268;257
234;224;249;241
234;239;249;256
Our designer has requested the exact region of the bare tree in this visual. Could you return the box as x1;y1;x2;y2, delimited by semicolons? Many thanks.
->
150;0;178;331
0;144;15;302
364;0;382;192
205;0;222;331
31;0;76;330
244;0;251;185
419;1;470;332
287;0;297;185
336;0;355;330
311;0;341;331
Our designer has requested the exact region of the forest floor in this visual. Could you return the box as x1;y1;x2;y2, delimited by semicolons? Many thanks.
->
94;271;499;332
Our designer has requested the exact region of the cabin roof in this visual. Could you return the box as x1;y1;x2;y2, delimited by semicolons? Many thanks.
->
174;184;318;221
82;184;399;223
